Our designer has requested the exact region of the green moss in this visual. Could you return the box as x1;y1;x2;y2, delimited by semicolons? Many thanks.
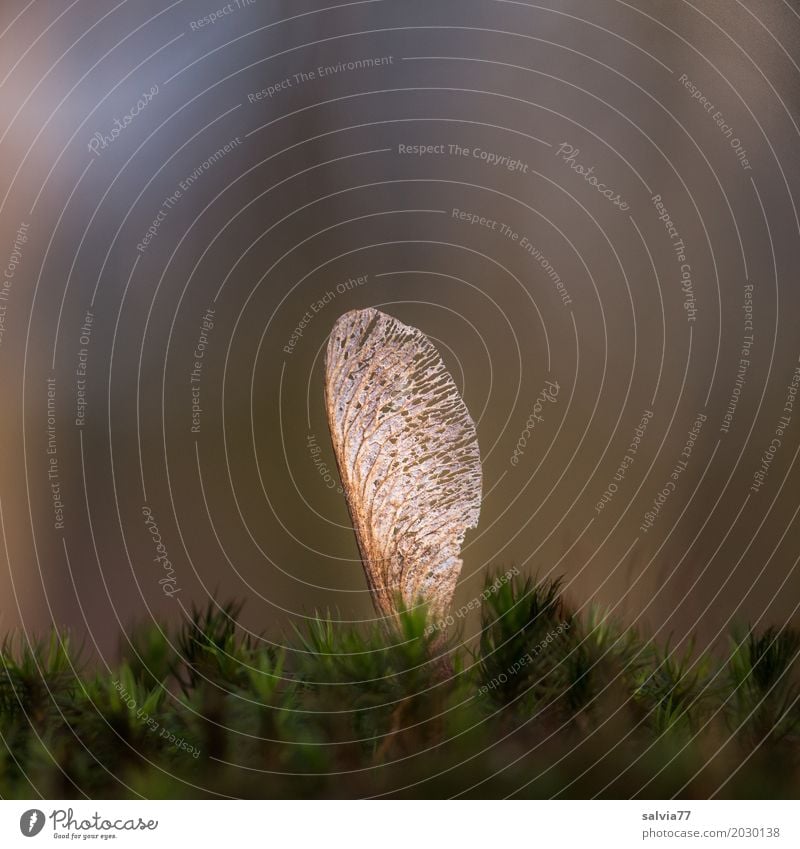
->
1;573;798;798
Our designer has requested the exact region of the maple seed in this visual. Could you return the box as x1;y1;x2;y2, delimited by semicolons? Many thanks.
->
324;308;482;622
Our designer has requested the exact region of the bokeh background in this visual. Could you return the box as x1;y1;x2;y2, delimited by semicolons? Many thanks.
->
1;0;799;660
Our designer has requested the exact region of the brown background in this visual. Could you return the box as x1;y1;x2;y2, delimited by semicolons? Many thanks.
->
0;0;798;660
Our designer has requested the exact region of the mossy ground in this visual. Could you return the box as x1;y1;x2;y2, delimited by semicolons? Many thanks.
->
1;573;798;798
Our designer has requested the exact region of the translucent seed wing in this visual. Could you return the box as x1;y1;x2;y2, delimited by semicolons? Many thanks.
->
325;308;482;621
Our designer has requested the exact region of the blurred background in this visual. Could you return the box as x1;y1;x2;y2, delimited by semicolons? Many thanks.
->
0;0;799;660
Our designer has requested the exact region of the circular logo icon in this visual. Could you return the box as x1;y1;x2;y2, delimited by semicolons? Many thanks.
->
19;810;45;837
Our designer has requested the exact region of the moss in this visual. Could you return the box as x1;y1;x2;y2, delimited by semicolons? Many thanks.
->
1;573;798;798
